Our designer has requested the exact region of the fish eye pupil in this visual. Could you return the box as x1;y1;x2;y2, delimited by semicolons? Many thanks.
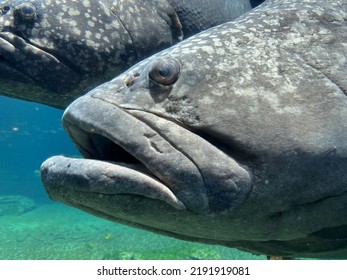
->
158;66;171;78
22;6;34;16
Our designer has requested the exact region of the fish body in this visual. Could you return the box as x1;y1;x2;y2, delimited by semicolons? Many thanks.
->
0;0;258;108
41;0;347;258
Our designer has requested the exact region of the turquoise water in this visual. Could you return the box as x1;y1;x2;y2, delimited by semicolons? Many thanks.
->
0;96;265;260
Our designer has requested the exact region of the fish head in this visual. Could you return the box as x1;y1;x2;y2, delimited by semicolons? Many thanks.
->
59;53;255;215
0;0;137;107
40;37;259;243
0;0;183;108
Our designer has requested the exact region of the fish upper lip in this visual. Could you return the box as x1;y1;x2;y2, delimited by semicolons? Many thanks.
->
62;94;211;213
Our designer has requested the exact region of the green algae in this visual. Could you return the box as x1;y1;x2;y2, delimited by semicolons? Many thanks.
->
0;203;265;260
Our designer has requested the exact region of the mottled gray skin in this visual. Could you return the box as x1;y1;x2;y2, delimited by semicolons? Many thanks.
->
41;0;347;258
0;0;258;109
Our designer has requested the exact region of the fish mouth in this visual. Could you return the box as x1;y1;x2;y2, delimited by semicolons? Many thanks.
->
42;94;208;213
41;92;252;216
0;32;80;93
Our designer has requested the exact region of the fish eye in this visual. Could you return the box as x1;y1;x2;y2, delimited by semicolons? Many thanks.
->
15;3;36;21
148;59;180;86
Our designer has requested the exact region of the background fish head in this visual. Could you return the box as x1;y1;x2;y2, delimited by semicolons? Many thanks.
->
0;0;184;108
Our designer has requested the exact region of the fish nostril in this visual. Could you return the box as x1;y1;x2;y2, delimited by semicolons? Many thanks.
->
1;6;11;15
124;76;134;87
124;72;140;87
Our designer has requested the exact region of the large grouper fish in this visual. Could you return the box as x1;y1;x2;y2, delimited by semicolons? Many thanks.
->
0;0;263;109
40;0;347;258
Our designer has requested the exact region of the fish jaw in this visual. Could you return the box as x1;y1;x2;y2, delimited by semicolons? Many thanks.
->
41;93;252;216
41;156;186;210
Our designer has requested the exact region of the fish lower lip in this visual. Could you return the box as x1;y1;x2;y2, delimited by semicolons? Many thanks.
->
0;57;33;83
0;36;16;52
40;156;186;210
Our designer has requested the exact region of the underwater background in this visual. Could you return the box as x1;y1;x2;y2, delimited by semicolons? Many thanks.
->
0;95;266;260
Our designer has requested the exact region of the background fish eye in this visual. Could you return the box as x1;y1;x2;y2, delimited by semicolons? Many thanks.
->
15;2;36;21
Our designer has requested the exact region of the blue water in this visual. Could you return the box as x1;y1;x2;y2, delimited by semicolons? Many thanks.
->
0;95;77;203
0;95;265;260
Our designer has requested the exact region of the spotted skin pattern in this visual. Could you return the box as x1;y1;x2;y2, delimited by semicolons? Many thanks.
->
0;0;258;108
